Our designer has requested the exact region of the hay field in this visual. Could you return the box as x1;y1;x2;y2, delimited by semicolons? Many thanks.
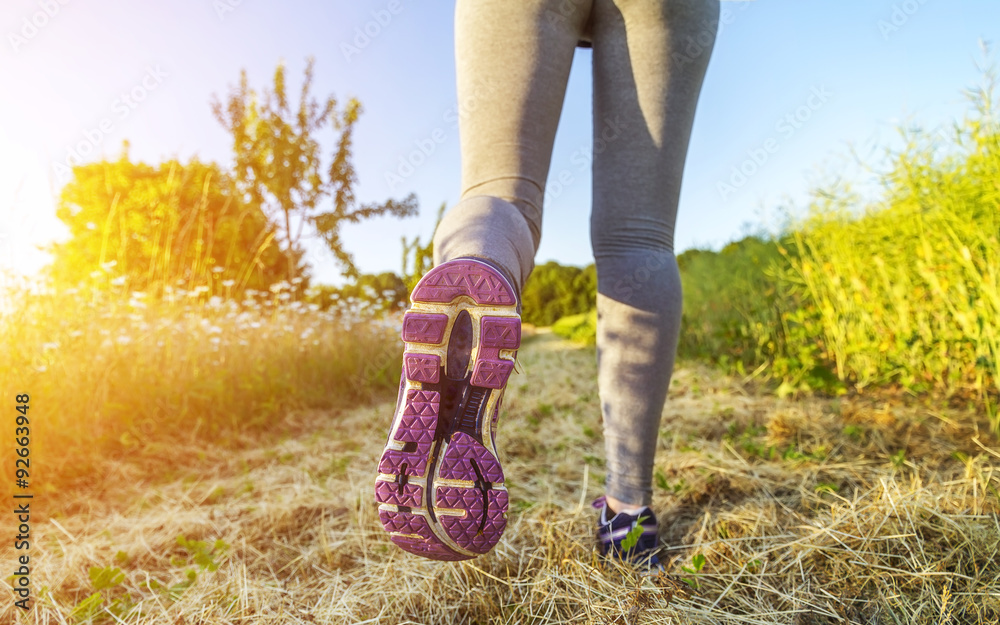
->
5;327;998;624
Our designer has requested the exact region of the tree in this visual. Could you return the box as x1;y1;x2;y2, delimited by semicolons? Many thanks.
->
520;261;597;326
401;202;445;292
46;151;298;295
212;57;417;282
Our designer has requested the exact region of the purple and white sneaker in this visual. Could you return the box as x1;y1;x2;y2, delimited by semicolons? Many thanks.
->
375;258;521;560
593;495;663;570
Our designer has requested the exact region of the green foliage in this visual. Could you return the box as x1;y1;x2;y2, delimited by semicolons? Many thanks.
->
520;261;596;326
551;309;597;345
147;570;198;602
681;553;707;589
619;516;649;552
88;566;125;592
890;449;907;469
676;235;819;386
176;535;229;573
212;57;417;281
544;72;1000;431
724;422;826;463
67;565;134;622
778;101;1000;412
70;592;104;622
47;154;294;296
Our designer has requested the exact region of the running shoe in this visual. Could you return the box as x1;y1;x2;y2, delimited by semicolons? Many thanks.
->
374;258;521;560
593;495;663;570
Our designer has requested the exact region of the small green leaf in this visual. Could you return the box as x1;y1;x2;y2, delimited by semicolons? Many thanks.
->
890;449;906;468
89;566;125;591
692;553;706;572
71;592;104;620
619;516;648;552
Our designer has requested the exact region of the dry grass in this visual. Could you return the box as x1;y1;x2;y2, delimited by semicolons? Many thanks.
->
4;330;1000;624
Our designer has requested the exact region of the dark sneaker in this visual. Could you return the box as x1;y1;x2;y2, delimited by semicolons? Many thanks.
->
375;258;521;560
593;495;663;570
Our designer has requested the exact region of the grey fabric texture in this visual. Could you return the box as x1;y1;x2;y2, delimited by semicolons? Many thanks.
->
433;0;719;507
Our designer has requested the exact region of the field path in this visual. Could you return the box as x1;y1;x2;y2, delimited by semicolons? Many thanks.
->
11;330;1000;623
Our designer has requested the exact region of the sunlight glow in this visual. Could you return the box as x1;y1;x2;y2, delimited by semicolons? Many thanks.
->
0;128;63;280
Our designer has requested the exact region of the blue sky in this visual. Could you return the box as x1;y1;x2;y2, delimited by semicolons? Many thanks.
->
0;0;996;285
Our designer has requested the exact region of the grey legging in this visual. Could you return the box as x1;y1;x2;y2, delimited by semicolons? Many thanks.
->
433;0;719;507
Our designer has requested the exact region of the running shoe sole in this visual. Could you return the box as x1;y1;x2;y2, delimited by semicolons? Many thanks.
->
374;259;520;560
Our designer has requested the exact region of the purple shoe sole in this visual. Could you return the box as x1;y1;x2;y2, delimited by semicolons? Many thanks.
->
375;259;520;560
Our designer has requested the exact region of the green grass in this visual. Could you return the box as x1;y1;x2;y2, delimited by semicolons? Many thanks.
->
0;279;401;494
551;309;597;345
552;78;1000;433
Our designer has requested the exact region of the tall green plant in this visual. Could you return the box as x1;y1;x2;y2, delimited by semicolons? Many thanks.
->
212;57;417;281
779;71;1000;427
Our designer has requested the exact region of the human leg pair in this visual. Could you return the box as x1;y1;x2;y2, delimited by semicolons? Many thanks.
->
375;0;719;562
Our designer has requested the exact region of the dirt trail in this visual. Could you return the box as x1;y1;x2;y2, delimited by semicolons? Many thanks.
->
9;331;1000;623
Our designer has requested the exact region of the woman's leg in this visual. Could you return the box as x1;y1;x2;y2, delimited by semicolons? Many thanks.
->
432;0;594;294
378;0;596;562
590;0;719;510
